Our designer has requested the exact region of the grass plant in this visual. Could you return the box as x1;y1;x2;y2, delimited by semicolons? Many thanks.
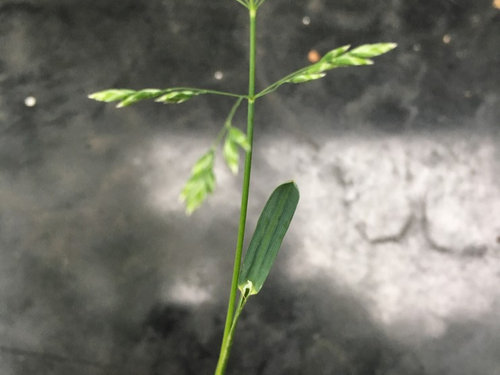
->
89;1;396;373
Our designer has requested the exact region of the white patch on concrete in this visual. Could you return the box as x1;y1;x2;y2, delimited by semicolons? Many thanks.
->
166;280;211;305
139;128;500;342
268;133;500;341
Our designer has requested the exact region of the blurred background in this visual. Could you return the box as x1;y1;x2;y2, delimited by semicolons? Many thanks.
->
0;0;499;374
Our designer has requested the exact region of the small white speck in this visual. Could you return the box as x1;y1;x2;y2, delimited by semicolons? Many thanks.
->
24;96;36;107
442;34;451;44
302;16;311;26
214;71;224;80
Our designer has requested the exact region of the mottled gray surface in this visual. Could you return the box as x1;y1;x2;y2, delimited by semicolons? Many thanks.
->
0;0;499;374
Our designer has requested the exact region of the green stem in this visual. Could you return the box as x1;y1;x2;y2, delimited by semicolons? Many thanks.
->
254;65;313;99
212;97;244;148
214;5;257;375
165;87;246;99
215;293;250;375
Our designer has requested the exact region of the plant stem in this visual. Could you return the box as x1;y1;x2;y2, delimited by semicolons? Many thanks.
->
214;5;257;375
215;293;250;375
155;87;247;99
212;97;244;148
192;88;247;99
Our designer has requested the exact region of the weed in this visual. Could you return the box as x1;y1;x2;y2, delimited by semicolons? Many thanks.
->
89;1;396;373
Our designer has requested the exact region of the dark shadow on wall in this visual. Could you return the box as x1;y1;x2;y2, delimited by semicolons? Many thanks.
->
94;276;429;375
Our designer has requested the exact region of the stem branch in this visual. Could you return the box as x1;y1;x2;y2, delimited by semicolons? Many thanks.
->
171;87;246;99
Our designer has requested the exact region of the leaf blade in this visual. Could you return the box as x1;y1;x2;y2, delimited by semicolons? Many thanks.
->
238;182;300;295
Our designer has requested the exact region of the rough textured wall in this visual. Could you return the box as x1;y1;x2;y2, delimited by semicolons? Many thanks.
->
0;0;499;374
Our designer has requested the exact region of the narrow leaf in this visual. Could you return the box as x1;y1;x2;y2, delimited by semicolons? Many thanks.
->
88;89;136;102
238;182;300;296
348;43;397;58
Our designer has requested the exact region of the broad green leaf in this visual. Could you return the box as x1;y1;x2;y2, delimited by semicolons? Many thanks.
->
228;127;250;152
155;90;201;104
238;182;299;296
116;89;163;108
348;43;397;58
223;137;239;174
180;150;216;214
288;72;326;84
88;89;136;102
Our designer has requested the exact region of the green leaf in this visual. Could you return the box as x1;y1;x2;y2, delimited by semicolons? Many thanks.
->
116;89;163;108
223;137;239;174
348;43;397;58
288;72;326;84
238;182;300;296
180;150;216;214
155;90;201;104
88;89;136;102
228;127;250;152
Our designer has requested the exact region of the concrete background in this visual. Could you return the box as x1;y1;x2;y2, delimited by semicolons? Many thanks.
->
0;0;499;374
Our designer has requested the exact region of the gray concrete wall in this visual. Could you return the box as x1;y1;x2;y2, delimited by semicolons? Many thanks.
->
0;0;499;374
